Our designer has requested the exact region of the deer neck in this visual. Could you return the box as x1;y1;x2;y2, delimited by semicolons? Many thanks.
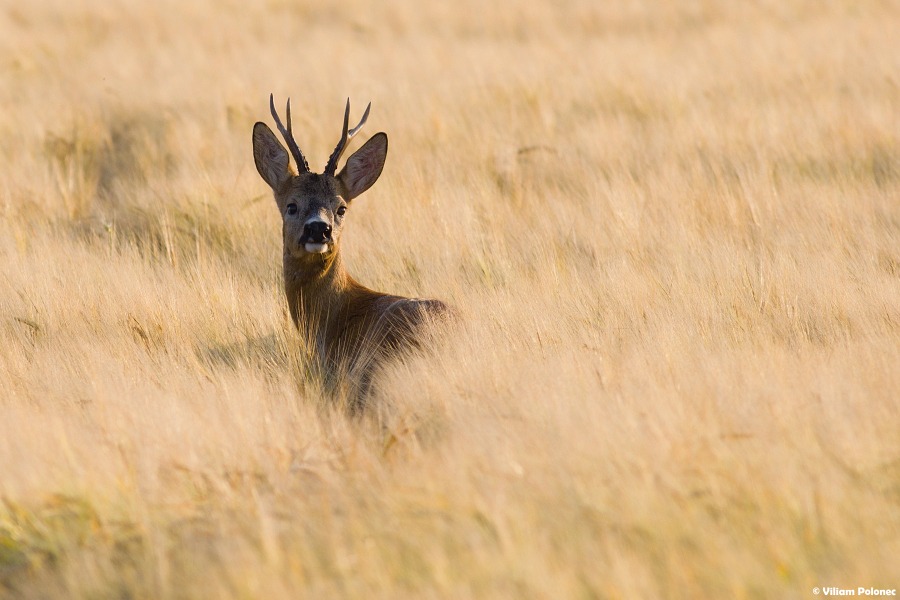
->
283;246;354;331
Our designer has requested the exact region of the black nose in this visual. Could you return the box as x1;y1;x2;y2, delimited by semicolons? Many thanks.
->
303;221;332;243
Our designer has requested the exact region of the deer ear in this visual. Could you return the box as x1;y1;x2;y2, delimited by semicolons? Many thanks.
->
252;122;291;190
337;133;388;201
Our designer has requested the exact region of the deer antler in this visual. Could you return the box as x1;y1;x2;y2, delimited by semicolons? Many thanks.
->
324;99;371;176
269;93;309;174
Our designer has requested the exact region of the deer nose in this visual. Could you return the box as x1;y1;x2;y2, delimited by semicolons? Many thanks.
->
303;221;332;243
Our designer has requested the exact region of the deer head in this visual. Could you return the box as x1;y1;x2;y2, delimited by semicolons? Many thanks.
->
252;95;388;260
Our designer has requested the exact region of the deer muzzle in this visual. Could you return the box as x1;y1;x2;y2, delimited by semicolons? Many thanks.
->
301;220;332;254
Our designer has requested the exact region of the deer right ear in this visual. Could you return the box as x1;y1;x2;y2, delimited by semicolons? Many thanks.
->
252;122;291;190
337;132;388;201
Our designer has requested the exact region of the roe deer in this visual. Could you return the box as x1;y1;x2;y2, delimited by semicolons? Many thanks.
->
252;95;452;403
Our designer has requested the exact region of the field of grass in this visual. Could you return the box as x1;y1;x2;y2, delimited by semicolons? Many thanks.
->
1;1;899;598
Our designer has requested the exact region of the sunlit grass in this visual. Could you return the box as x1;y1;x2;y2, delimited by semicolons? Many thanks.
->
1;1;898;598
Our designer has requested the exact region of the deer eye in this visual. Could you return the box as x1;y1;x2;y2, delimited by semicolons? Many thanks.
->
336;206;347;217
286;203;298;216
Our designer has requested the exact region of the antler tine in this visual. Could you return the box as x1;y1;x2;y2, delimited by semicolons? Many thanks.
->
269;93;309;173
349;102;371;137
324;99;371;176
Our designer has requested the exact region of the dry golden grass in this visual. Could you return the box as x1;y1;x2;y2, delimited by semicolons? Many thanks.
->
1;1;899;598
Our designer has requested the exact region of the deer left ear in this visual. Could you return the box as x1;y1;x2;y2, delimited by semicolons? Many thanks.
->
337;133;388;201
252;122;292;191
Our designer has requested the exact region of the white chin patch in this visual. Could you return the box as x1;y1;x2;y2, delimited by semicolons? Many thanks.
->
304;243;328;254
